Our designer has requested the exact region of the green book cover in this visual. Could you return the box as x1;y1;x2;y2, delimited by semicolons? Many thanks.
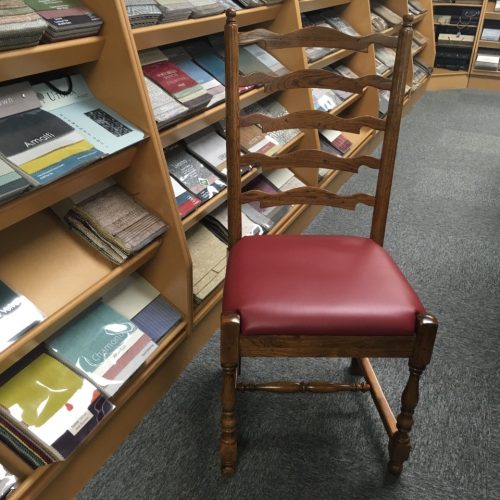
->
46;302;157;396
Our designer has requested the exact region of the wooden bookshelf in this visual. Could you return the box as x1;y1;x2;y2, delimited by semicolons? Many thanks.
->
0;0;435;498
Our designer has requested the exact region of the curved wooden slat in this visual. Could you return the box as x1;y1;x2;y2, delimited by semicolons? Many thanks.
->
240;149;381;173
240;186;375;209
239;27;398;50
239;69;393;92
240;111;386;133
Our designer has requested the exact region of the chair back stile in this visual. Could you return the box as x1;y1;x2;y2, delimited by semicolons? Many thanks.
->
225;10;242;249
371;17;414;246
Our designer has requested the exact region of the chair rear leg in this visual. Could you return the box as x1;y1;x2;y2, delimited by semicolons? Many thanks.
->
388;314;438;475
220;313;240;476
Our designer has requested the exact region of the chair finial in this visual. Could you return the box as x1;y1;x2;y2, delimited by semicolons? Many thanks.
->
403;14;414;28
226;8;236;23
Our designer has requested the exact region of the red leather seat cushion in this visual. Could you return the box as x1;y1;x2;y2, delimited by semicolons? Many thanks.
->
223;235;424;336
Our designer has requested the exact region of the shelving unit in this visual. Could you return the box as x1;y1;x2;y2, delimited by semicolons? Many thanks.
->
428;0;500;90
469;0;500;88
0;0;435;498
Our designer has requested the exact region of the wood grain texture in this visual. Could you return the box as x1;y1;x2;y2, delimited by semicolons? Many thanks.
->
239;26;398;50
239;335;415;358
225;9;243;249
388;312;438;475
240;110;386;133
240;149;380;172
220;311;240;476
237;381;371;393
370;16;414;246
241;187;375;209
359;358;397;436
239;69;393;92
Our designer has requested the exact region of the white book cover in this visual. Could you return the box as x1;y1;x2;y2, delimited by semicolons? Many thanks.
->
242;45;288;76
33;75;145;156
185;128;228;176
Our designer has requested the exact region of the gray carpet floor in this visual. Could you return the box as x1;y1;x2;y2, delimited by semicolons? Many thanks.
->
79;89;500;500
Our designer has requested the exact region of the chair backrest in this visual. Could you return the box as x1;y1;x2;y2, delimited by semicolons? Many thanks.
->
224;9;414;249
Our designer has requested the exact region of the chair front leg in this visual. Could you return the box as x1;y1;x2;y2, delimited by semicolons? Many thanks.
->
220;313;240;476
388;313;438;475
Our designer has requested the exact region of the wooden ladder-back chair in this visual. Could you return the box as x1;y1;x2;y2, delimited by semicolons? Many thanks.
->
221;9;438;477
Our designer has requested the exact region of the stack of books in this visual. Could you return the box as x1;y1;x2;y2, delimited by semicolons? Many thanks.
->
165;143;226;205
475;52;500;71
408;0;427;15
319;129;353;156
412;59;432;90
321;9;360;36
371;11;389;32
125;0;163;28
155;0;192;22
370;2;403;27
0;81;102;187
45;301;158;397
187;223;227;303
312;88;344;112
140;48;212;115
187;0;224;18
0;0;47;51
481;27;500;42
0;352;114;467
330;64;359;101
375;46;397;72
62;184;168;264
102;273;183;344
170;175;202;218
143;76;190;129
24;0;103;42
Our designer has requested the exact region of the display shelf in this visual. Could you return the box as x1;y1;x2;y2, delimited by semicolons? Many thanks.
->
0;146;139;232
299;0;352;13
0;211;162;372
308;49;355;69
484;11;500;20
0;37;104;83
133;5;281;50
470;67;500;75
432;2;483;6
478;39;500;48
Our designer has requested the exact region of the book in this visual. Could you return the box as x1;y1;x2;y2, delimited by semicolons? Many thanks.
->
0;281;44;354
0;462;17;497
0;0;47;51
0;353;113;460
312;88;343;112
263;167;305;192
142;57;212;113
165;143;226;202
65;184;168;262
103;273;182;343
184;127;229;178
496;0;500;13
161;46;225;107
241;44;288;76
170;175;202;218
217;119;280;157
408;0;426;14
24;0;103;42
481;28;500;42
371;12;389;32
33;75;145;156
242;97;301;147
301;15;333;62
371;2;403;26
0;155;30;203
0;82;102;186
46;302;158;396
186;223;227;302
379;89;390;117
155;0;192;22
125;0;162;28
187;0;224;18
201;202;265;244
321;10;360;36
319;129;352;155
143;76;190;129
242;175;289;230
375;46;396;68
475;52;500;71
